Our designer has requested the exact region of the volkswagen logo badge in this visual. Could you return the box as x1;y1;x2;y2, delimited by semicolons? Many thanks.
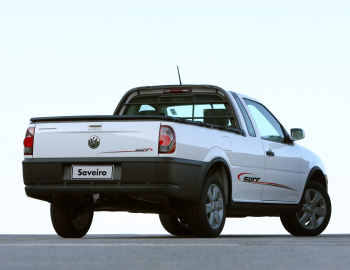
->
88;135;100;149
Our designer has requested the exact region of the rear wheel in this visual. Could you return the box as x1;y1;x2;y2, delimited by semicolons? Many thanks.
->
280;182;331;236
51;195;93;238
159;214;191;236
186;175;226;238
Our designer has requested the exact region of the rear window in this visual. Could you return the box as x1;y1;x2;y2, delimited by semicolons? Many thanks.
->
123;94;238;127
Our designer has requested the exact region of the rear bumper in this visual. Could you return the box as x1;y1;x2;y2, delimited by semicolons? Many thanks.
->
23;157;208;202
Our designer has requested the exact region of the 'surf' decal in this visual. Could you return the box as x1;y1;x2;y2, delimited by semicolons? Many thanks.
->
99;148;153;154
135;148;152;152
237;173;296;191
238;173;263;184
264;182;297;191
244;176;260;182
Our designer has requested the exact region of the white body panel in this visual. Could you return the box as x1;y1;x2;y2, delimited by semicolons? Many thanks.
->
26;85;328;206
232;92;326;204
226;135;266;202
296;144;327;201
260;140;303;202
33;121;161;158
162;122;266;201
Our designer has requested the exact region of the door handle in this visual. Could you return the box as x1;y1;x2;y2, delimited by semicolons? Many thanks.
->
266;151;275;157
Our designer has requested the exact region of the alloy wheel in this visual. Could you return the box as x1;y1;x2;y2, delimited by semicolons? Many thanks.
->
206;184;224;229
297;189;326;230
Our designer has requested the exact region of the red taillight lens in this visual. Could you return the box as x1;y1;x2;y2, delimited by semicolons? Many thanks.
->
24;127;35;155
159;126;176;154
24;137;34;148
159;135;171;146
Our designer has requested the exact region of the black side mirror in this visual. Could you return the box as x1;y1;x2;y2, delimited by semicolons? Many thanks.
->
290;128;305;141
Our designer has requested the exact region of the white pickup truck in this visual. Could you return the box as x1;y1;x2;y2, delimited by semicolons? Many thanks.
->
23;84;331;238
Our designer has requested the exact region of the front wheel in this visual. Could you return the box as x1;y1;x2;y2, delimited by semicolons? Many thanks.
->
186;175;226;238
280;181;331;236
51;195;94;238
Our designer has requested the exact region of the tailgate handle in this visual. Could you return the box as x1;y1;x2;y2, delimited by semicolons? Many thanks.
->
89;123;103;127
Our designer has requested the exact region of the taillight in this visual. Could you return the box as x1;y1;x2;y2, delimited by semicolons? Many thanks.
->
159;125;176;154
24;127;35;155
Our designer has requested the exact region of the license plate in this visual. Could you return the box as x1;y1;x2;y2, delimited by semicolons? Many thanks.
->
71;165;114;180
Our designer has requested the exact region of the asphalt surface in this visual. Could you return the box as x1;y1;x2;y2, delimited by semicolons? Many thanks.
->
0;234;349;270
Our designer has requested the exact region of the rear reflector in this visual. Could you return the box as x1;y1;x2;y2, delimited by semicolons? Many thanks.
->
159;126;176;154
24;127;35;155
163;89;192;93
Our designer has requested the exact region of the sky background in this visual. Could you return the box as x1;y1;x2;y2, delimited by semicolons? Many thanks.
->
0;0;349;235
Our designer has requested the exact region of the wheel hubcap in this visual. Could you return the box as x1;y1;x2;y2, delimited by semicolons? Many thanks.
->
297;189;326;230
206;184;224;229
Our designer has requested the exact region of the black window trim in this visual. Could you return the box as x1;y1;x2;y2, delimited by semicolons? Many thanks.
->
230;92;256;137
243;98;292;145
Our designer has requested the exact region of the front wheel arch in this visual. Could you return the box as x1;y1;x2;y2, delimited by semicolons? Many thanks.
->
298;166;327;210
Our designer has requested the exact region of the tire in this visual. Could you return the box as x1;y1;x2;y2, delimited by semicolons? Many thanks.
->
186;175;227;238
51;195;94;238
280;181;331;236
159;214;192;236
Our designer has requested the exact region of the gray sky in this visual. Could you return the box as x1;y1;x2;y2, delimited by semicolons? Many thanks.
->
1;0;349;234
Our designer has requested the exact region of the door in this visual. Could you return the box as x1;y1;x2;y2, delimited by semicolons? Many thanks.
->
244;99;303;202
227;135;266;201
227;93;266;202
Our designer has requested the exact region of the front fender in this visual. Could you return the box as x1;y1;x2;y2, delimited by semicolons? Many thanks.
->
297;144;327;175
296;143;328;207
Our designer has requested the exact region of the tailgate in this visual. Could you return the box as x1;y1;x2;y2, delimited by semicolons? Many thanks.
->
33;121;161;158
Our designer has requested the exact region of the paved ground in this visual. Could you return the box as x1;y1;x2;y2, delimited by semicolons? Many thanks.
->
0;234;349;270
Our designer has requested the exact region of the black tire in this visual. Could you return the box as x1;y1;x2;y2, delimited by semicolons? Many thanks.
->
51;195;94;238
186;175;226;238
159;214;192;236
280;181;331;236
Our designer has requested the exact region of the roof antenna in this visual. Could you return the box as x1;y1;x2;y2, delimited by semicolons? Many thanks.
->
177;66;182;85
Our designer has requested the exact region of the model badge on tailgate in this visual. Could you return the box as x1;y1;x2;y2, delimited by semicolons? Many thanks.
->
99;148;153;154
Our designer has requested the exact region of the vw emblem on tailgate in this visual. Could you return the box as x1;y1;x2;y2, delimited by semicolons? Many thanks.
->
88;135;100;149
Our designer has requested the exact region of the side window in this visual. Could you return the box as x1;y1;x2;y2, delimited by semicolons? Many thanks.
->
244;99;285;143
231;93;256;136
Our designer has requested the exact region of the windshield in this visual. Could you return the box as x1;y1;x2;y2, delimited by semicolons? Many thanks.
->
123;94;237;127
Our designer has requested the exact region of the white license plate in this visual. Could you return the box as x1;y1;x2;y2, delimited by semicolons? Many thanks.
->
71;165;114;180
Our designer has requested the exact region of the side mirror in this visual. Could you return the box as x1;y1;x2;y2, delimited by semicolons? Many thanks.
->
290;128;305;141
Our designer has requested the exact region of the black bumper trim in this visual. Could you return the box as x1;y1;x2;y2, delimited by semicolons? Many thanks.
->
23;157;207;203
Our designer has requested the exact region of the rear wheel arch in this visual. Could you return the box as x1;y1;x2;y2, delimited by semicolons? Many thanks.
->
202;158;232;206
